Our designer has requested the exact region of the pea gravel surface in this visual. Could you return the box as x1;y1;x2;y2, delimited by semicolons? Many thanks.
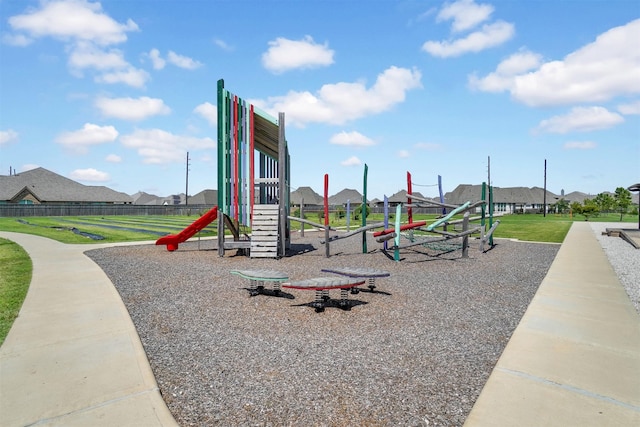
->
87;232;560;426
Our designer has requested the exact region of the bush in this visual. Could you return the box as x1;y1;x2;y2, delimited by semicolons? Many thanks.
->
353;203;370;220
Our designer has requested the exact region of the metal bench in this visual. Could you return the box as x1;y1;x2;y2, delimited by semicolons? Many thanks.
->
230;269;289;296
282;277;366;312
320;267;390;292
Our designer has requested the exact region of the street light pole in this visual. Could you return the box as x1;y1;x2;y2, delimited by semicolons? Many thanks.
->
185;151;190;206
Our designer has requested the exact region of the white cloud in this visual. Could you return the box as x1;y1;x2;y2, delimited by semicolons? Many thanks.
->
422;20;514;58
618;100;640;115
167;51;202;70
341;156;362;166
105;154;122;162
397;150;410;158
535;107;624;134
94;67;149;88
69;168;110;182
253;66;422;127
564;141;597;150
66;42;149;87
148;48;166;70
2;33;33;46
511;19;640;107
8;0;139;46
68;42;128;73
213;38;233;51
7;1;147;88
194;102;217;126
0;129;19;145
55;123;118;153
468;49;543;92
96;96;171;121
330;131;375;147
120;129;215;164
437;0;494;33
262;35;334;73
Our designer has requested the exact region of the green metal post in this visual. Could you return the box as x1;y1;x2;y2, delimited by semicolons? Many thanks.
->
489;184;494;246
362;164;368;253
481;182;486;229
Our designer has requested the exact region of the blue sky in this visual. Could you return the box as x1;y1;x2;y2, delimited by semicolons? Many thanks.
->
1;0;638;200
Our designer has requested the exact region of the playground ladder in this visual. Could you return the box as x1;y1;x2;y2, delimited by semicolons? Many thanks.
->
250;204;280;258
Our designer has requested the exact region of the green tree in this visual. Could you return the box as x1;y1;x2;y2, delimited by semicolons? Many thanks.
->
613;187;632;221
353;203;370;220
572;199;598;221
552;198;570;215
593;193;615;213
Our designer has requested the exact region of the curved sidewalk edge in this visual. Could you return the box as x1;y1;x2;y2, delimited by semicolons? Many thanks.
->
464;222;640;426
0;232;178;427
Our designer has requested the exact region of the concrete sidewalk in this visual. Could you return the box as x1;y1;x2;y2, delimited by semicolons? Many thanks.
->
465;222;640;426
0;232;177;427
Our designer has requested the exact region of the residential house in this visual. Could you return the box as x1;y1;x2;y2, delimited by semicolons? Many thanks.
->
0;167;132;204
290;186;324;208
188;189;218;206
444;184;557;214
328;188;366;207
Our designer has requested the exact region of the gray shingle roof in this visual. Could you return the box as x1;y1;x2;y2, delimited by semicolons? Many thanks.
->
328;188;365;206
291;186;324;205
189;189;218;205
386;189;426;204
444;184;558;205
0;167;132;203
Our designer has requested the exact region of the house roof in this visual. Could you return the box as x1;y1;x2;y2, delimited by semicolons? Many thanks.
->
189;189;218;205
386;189;426;204
328;188;365;205
131;191;162;205
444;184;559;205
0;167;132;203
290;186;324;205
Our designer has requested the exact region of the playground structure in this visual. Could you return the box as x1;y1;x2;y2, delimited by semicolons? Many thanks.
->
156;80;498;261
290;167;499;260
216;79;291;258
372;171;500;261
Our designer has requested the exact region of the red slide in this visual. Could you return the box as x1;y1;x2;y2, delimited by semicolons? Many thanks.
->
156;206;218;252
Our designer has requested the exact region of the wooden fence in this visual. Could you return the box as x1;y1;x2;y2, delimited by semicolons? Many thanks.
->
0;204;214;217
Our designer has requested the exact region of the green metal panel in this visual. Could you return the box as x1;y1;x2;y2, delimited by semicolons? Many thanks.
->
217;79;224;209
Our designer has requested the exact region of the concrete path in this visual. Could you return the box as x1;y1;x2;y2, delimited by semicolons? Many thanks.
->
465;222;640;426
0;232;177;427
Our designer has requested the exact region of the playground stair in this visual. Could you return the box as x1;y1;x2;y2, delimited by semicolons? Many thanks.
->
250;204;279;258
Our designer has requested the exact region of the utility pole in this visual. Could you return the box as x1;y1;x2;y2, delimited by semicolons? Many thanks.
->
185;152;190;206
543;159;547;217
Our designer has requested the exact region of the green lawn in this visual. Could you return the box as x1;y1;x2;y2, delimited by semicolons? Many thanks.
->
0;238;32;345
0;215;217;244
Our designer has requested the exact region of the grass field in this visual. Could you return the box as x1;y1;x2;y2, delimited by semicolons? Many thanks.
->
0;238;32;345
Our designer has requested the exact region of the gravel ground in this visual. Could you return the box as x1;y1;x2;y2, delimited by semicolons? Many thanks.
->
591;222;640;313
87;232;559;426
